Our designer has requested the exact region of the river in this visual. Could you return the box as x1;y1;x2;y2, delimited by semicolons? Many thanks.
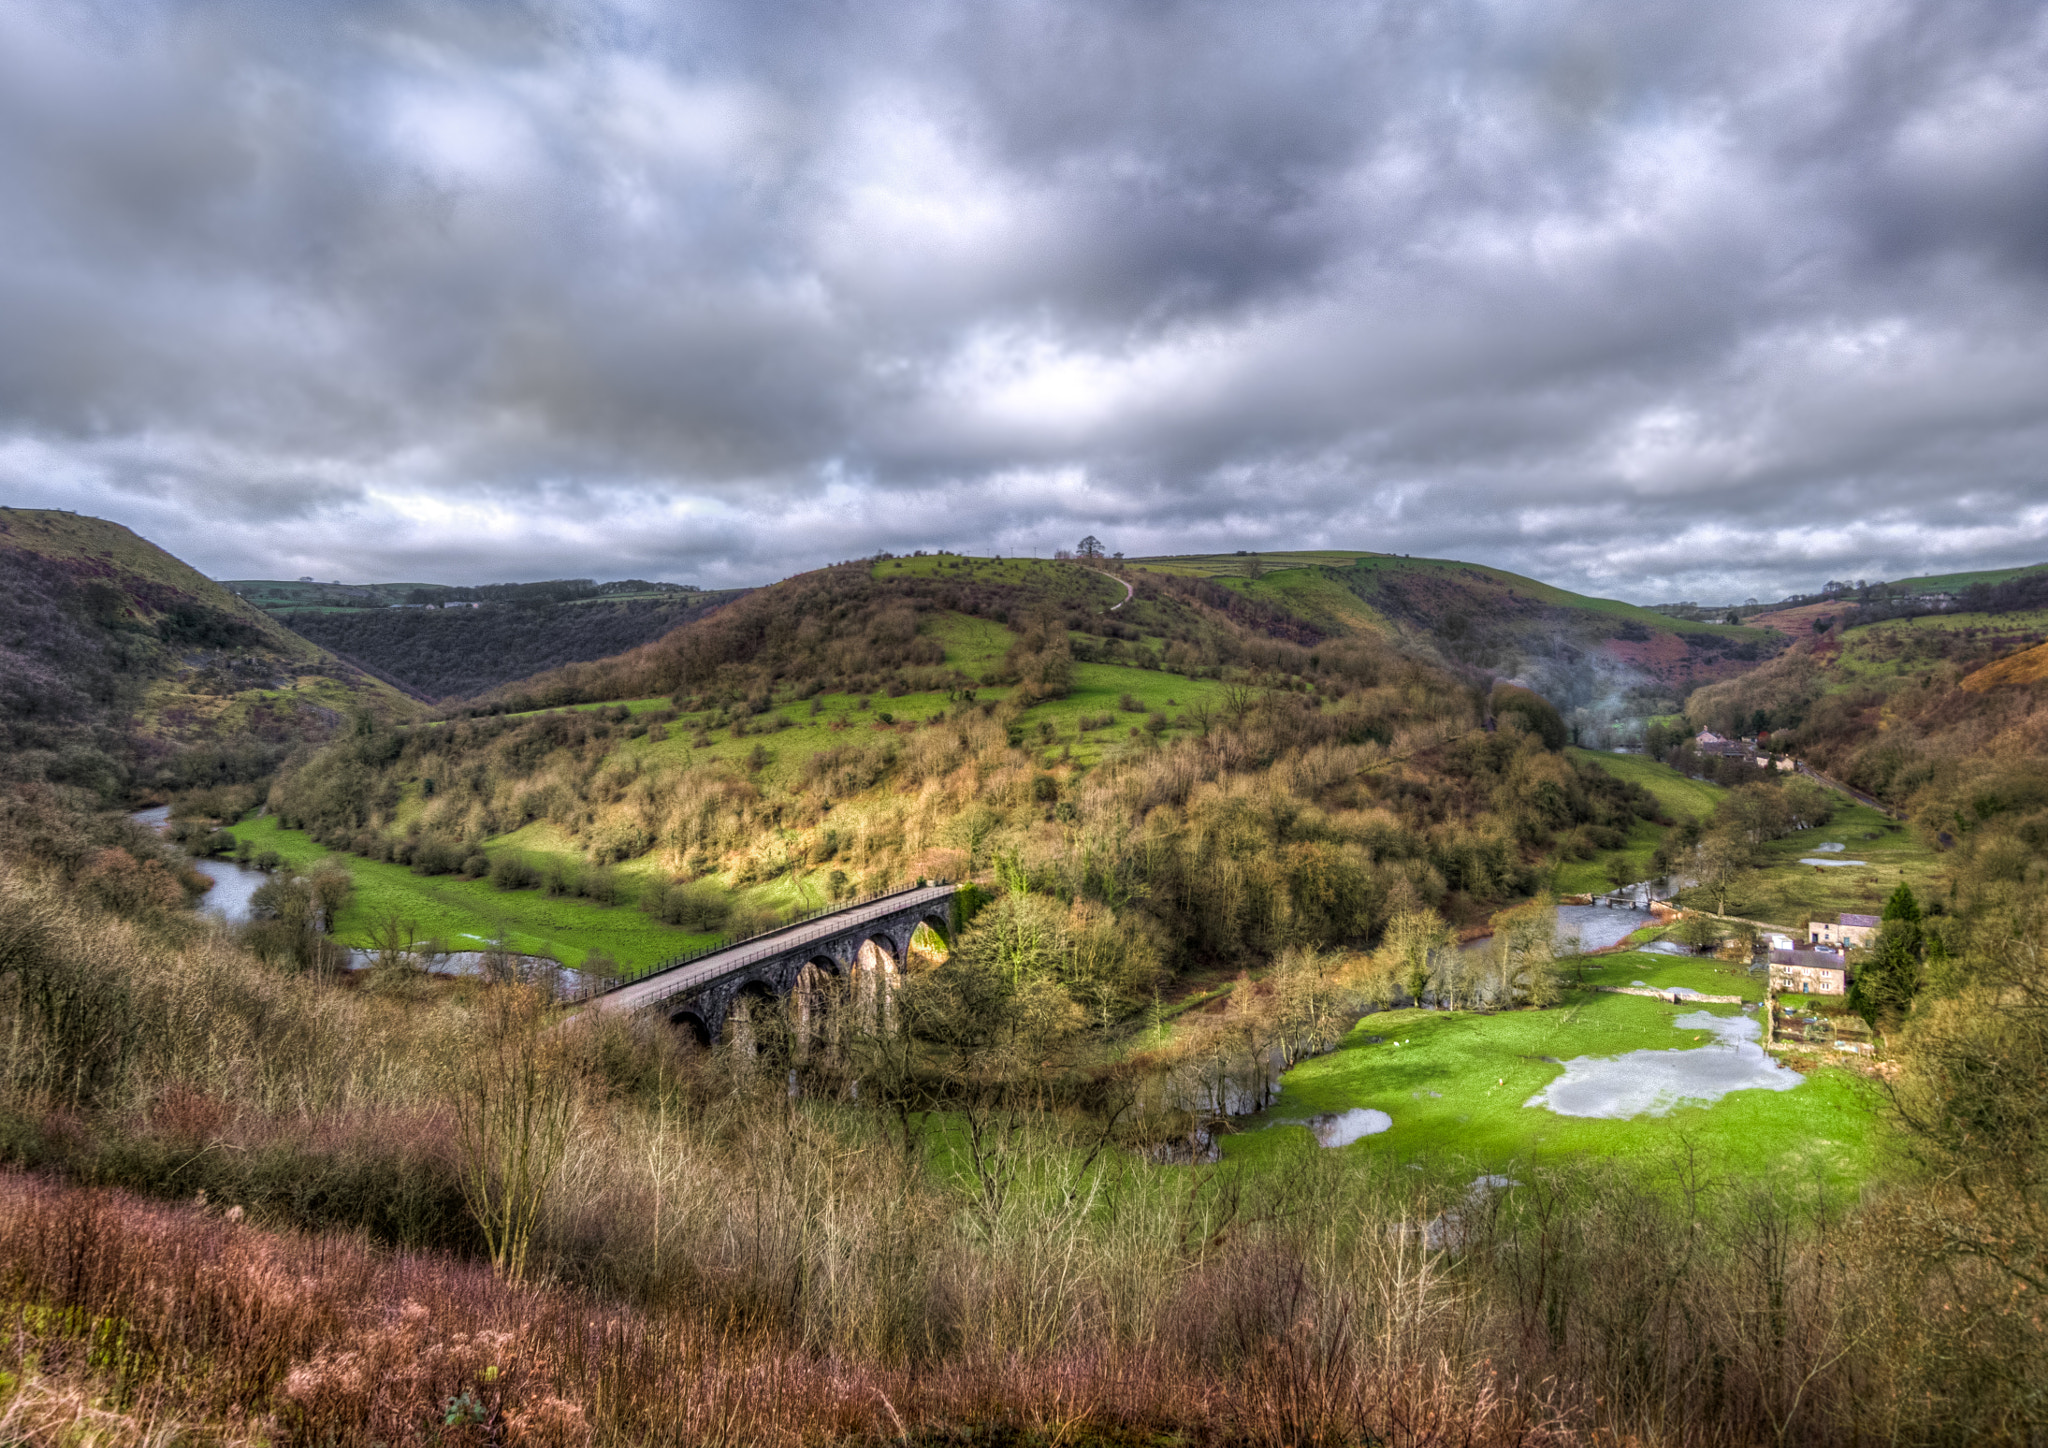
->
133;805;589;988
131;805;269;925
1459;897;1667;957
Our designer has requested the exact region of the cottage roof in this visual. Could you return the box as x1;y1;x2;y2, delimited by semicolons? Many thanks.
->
1772;949;1844;968
1839;913;1880;929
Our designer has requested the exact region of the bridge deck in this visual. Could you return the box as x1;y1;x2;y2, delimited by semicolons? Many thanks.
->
588;883;959;1017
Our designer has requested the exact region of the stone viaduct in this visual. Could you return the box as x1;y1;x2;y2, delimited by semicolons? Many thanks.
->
584;883;960;1045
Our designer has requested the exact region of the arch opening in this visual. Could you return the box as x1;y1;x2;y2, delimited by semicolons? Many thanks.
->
910;918;951;966
668;1010;712;1049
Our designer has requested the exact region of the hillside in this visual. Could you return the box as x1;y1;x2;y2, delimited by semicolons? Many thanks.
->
1680;609;2047;905
276;587;751;700
205;550;1675;973
1131;550;1779;739
0;508;419;796
1873;561;2048;595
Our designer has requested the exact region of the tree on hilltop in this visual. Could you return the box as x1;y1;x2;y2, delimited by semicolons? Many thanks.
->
1077;536;1104;559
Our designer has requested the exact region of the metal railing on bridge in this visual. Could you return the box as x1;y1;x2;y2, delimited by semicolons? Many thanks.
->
564;880;955;1004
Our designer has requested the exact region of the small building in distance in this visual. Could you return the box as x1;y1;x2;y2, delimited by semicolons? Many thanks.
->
1771;949;1848;995
1810;913;1880;950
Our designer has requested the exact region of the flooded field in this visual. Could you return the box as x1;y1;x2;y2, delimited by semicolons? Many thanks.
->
1525;1009;1801;1119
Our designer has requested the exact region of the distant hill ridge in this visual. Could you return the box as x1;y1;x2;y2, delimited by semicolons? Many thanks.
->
0;508;417;798
1125;550;1777;725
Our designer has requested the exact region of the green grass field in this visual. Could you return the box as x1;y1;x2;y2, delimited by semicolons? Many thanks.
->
1009;662;1232;763
1829;611;2048;686
1730;803;1944;929
618;689;972;786
1230;978;1879;1186
1126;551;1377;578
1552;816;1664;895
1846;608;2048;637
1209;567;1391;636
223;815;720;969
1572;949;1764;1000
1874;562;2048;594
1569;749;1727;821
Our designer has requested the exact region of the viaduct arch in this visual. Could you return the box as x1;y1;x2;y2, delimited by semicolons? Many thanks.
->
584;883;960;1044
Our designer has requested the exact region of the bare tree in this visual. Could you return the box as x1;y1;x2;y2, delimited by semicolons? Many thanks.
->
1220;681;1260;727
452;986;577;1281
1077;535;1105;559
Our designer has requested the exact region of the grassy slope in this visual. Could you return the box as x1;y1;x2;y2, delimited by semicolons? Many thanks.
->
1215;568;1393;635
3;509;322;658
1554;750;1726;894
1570;750;1726;821
1232;977;1878;1185
1134;551;1376;577
1739;803;1942;929
1877;562;2048;594
0;508;420;742
1824;611;2048;692
224;814;719;968
1963;640;2048;691
873;553;1124;605
1136;551;1754;641
222;601;1236;956
1566;748;1944;927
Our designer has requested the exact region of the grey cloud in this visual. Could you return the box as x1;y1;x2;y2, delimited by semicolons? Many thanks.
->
0;0;2045;597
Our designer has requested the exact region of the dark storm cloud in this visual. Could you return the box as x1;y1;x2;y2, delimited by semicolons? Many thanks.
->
1;0;2045;596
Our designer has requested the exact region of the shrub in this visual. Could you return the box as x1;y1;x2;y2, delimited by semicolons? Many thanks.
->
410;838;464;876
641;880;731;932
490;855;541;891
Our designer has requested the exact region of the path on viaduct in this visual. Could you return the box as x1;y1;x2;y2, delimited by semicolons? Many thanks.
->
582;882;961;1042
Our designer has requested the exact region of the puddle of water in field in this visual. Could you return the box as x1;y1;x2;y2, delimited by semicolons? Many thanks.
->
1638;940;1699;956
1526;1010;1800;1119
1800;859;1867;867
1309;1108;1393;1146
1811;842;1846;853
1261;1106;1394;1148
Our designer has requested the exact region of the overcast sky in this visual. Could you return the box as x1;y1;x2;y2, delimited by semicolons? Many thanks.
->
3;0;2046;600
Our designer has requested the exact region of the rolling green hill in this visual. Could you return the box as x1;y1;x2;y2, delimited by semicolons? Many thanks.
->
1874;561;2048;595
1131;550;1781;739
0;508;420;797
225;546;1679;969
